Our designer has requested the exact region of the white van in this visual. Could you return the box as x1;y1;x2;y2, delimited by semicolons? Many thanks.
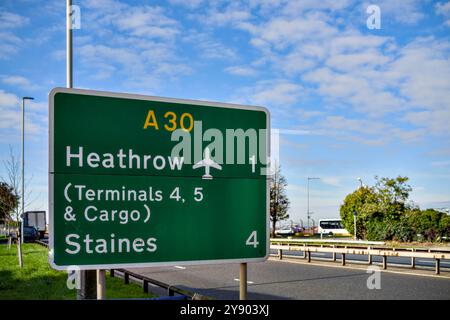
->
317;219;350;236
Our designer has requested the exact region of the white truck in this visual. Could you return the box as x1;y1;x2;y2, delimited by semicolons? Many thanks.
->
24;211;47;239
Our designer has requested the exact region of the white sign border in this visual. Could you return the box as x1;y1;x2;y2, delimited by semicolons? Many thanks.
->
48;87;270;271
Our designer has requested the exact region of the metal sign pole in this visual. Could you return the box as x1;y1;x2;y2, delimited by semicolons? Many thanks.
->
66;0;97;299
66;0;72;89
239;263;247;300
97;270;106;300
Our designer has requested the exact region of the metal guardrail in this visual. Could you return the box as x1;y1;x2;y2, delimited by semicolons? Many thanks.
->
271;238;386;245
34;239;49;247
111;268;210;300
270;238;450;275
32;240;209;299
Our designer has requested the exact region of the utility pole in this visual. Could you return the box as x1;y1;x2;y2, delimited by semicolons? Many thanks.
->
66;0;97;299
307;177;320;230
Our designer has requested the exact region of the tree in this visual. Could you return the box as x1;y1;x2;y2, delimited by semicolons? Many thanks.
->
0;181;18;223
2;146;21;222
1;146;24;267
374;176;412;220
340;186;379;239
340;175;449;242
340;176;413;240
270;166;290;237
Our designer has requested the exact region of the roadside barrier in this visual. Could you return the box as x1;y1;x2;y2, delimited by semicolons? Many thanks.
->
33;240;209;299
111;268;210;300
270;238;450;275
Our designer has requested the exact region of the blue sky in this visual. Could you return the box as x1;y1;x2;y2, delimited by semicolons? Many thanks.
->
1;0;450;226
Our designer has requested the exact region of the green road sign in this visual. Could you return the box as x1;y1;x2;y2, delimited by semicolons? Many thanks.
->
49;88;270;270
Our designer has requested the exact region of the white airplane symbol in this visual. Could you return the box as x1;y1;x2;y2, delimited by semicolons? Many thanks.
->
192;147;222;180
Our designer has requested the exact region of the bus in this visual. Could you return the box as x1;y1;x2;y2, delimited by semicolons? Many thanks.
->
317;219;350;236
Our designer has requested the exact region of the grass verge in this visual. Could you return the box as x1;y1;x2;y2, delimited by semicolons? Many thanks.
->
0;243;157;299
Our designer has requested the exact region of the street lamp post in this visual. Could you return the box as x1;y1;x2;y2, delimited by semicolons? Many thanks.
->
307;177;320;230
357;177;363;188
353;211;357;241
21;97;34;244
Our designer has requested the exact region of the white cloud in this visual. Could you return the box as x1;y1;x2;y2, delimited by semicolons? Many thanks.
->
199;2;450;146
281;0;353;15
276;52;317;75
0;90;46;140
194;2;252;28
182;31;237;60
113;6;179;39
0;11;29;59
431;160;450;167
250;14;338;50
362;0;425;24
321;177;343;187
72;1;191;89
0;31;22;59
435;1;450;26
306;114;426;146
297;109;324;121
225;66;258;76
0;89;19;108
244;80;303;107
77;43;190;87
169;0;204;9
0;11;29;29
1;75;39;90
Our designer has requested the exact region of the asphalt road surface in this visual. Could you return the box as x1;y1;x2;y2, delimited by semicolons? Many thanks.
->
130;258;450;300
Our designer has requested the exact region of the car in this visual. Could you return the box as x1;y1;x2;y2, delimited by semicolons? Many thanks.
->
23;226;40;242
275;228;295;236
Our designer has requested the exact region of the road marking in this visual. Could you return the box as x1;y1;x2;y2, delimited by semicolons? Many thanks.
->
418;260;434;264
418;260;450;266
174;266;186;269
233;278;254;284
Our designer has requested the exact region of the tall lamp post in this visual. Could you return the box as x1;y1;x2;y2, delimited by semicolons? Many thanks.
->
354;178;363;241
21;96;34;244
307;177;320;230
357;177;363;188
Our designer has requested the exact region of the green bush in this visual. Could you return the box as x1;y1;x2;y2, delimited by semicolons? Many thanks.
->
393;216;415;242
439;215;450;239
406;209;450;242
340;176;449;243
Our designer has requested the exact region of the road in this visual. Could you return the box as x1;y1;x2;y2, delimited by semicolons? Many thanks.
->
130;258;450;300
39;236;449;269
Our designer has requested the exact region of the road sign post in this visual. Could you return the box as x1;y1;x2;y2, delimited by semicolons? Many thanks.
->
49;88;269;271
240;263;247;300
97;269;106;300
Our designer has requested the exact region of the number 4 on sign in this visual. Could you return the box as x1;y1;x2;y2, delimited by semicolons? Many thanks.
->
246;231;259;248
